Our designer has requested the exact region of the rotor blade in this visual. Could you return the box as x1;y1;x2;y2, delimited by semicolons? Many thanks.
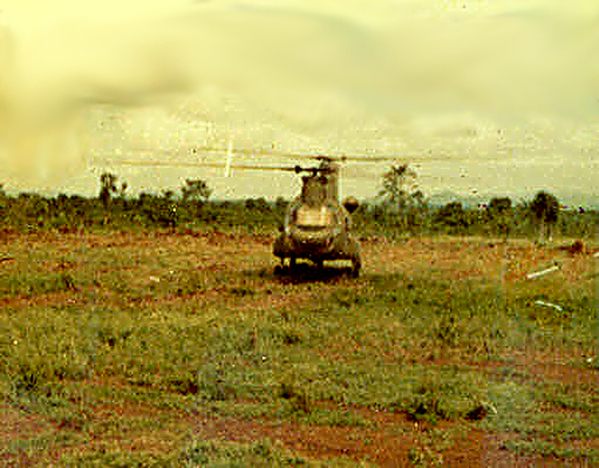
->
134;145;322;160
229;164;301;171
128;144;469;164
114;160;380;178
224;140;233;177
132;145;442;162
95;159;303;172
95;160;225;169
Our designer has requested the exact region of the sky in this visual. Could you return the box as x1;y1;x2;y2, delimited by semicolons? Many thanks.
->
0;0;598;204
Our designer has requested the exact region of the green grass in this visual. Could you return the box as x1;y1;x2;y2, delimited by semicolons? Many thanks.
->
0;270;78;297
59;438;375;467
1;234;597;465
176;439;376;467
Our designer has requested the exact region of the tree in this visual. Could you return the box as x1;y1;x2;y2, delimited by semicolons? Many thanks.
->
245;197;270;211
162;189;175;201
434;201;469;233
378;164;415;210
138;192;179;228
274;196;289;215
99;172;118;208
411;190;425;207
530;191;559;241
181;179;211;205
378;164;417;230
487;196;513;239
118;182;128;199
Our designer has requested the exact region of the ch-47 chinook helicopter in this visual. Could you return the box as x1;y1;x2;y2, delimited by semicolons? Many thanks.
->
272;156;362;276
98;145;391;277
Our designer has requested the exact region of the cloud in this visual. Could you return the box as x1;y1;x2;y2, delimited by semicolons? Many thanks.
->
0;0;598;192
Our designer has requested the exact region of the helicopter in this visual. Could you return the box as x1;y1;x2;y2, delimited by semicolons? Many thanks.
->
273;156;361;276
97;146;392;277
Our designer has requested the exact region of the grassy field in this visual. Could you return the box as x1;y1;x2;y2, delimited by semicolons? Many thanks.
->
0;230;597;466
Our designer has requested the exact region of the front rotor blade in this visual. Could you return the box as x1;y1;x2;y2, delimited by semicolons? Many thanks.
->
128;145;468;164
96;159;304;172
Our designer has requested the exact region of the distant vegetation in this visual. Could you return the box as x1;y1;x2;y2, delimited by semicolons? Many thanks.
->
0;172;597;239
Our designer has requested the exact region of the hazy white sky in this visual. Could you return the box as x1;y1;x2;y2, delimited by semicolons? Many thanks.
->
0;0;598;203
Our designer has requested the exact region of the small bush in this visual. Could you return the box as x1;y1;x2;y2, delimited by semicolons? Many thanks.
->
388;370;487;423
279;379;313;415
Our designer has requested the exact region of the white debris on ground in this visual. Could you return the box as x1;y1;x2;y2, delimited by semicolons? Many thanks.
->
534;300;564;312
526;264;560;279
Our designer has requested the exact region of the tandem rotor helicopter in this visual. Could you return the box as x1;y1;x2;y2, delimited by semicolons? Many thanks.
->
271;155;362;276
102;145;400;277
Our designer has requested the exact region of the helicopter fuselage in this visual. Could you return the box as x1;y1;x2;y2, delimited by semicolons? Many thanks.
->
273;163;361;274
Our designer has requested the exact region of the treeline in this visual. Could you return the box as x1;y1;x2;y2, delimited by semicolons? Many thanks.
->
368;164;598;240
0;174;597;239
0;177;286;234
352;197;598;239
